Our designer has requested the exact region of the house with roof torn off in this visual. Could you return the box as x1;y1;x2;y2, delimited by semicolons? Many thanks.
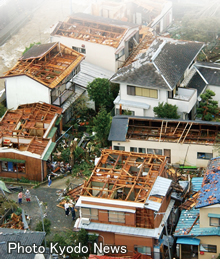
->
108;116;220;167
50;13;140;73
74;149;175;258
174;157;220;259
110;37;204;119
1;42;85;124
0;102;62;182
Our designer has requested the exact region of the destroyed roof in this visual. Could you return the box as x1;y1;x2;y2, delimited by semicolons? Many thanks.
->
196;157;220;209
80;149;169;206
72;61;114;88
51;13;138;49
2;42;85;89
0;102;62;156
110;38;204;90
108;116;220;145
0;228;45;259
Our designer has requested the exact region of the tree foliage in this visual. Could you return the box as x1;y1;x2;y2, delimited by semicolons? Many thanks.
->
0;103;6;117
153;102;180;119
87;78;118;112
93;107;112;147
35;218;51;235
197;89;218;121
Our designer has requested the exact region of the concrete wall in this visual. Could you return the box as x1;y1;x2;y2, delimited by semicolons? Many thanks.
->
51;35;117;72
198;236;220;259
200;205;220;228
112;140;217;167
6;75;50;109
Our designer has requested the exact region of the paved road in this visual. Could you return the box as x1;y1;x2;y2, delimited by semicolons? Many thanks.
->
7;175;84;240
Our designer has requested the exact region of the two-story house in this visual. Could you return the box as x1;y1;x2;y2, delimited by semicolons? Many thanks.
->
50;13;140;73
181;61;220;106
0;102;62;182
1;42;85;124
74;149;174;258
108;116;220;167
110;37;204;120
174;157;220;259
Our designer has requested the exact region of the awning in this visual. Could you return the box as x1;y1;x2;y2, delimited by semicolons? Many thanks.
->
208;213;220;218
42;142;56;161
0;158;25;163
47;127;57;139
176;237;200;245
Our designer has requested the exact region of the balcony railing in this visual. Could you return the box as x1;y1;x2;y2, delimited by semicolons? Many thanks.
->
52;89;75;106
168;88;197;114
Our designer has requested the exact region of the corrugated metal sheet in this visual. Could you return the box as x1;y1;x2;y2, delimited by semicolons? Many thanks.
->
72;61;114;88
145;176;172;211
191;177;203;192
176;237;200;245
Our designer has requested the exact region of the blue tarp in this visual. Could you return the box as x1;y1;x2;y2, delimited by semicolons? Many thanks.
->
176;237;200;245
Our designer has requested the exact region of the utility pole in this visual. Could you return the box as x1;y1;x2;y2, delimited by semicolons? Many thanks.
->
35;196;46;248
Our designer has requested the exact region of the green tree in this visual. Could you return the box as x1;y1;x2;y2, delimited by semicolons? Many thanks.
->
23;42;41;55
197;89;218;121
0;103;6;117
153;102;180;119
93;107;112;147
35;218;51;235
87;78;115;112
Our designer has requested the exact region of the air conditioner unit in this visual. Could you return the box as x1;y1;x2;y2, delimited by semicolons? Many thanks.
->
81;218;90;225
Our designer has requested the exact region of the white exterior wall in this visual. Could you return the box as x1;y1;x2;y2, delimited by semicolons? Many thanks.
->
51;35;117;72
116;83;168;117
112;140;217;167
6;76;50;110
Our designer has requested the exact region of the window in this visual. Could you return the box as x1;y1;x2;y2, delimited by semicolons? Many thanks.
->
127;85;135;95
72;46;86;54
1;161;25;173
134;246;151;255
81;208;98;220
200;244;217;253
210;217;220;226
130;147;137;152
138;148;146;153
114;146;125;151
115;48;125;60
147;149;162;155
115;108;135;116
108;211;125;223
135;87;158;98
197;152;213;160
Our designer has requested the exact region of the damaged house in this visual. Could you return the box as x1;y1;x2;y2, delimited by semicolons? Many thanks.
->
110;37;204;119
0;102;62;182
108;116;220;167
1;42;85;124
50;13;140;72
174;157;220;259
75;149;174;258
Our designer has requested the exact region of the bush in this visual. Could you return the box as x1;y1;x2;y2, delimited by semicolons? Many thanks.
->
35;218;51;235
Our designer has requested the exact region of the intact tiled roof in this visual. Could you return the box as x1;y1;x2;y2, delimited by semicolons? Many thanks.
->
0;228;45;259
2;42;85;89
187;71;207;96
111;38;204;90
195;62;220;86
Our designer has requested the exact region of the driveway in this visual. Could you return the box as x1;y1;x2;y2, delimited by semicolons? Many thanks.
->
7;175;84;239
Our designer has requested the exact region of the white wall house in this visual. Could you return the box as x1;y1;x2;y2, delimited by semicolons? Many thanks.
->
1;42;85;124
50;13;140;73
108;116;220;168
183;62;220;107
110;37;204;120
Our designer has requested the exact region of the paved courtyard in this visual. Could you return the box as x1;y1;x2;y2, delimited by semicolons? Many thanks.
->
7;175;84;239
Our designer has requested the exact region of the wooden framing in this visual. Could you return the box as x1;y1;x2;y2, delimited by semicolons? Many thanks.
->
81;149;167;203
51;16;128;48
127;118;220;145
